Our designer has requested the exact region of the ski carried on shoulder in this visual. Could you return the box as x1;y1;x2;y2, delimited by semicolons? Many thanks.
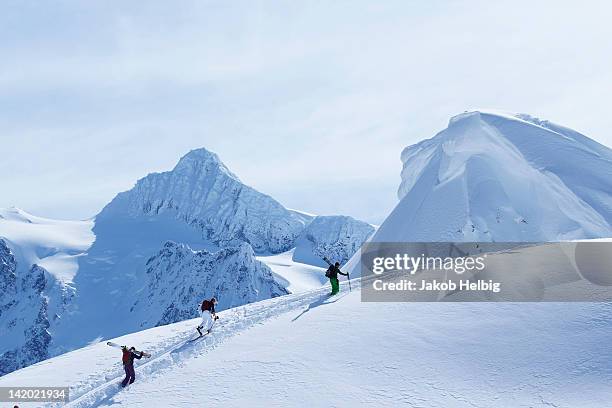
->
106;341;123;349
106;341;151;358
321;256;351;292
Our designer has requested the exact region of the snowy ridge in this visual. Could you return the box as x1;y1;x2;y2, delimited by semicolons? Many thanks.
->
387;110;612;242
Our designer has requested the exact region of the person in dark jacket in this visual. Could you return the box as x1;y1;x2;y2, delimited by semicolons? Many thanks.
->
324;258;348;295
121;346;143;387
197;297;218;336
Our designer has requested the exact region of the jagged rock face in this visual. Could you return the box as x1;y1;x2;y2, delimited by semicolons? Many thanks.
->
0;239;17;309
292;216;375;267
131;241;288;328
20;265;51;371
0;251;51;376
98;148;306;254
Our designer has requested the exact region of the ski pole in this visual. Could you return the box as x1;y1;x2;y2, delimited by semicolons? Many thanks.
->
347;273;351;292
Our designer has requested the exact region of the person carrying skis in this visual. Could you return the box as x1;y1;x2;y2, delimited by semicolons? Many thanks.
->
324;257;348;295
120;346;144;387
197;296;218;336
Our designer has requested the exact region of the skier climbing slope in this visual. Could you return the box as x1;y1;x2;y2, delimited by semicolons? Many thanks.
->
106;342;151;387
196;297;218;336
323;256;349;295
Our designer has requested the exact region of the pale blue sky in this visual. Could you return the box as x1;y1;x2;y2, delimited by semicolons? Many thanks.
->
1;1;611;224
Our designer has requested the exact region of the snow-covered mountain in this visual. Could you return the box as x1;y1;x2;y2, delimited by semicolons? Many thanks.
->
58;148;370;347
0;148;373;376
46;149;315;356
377;110;612;242
99;148;307;254
292;215;375;267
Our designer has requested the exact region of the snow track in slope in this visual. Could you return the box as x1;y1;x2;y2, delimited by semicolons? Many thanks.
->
59;281;355;408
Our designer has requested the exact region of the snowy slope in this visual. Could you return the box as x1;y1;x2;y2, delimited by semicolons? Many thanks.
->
380;110;612;243
2;280;611;407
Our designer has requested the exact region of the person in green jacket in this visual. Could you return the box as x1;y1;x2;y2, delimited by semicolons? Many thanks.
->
324;258;348;295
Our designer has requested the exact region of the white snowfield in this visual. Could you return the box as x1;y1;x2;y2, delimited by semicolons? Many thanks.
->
0;207;94;282
2;279;611;408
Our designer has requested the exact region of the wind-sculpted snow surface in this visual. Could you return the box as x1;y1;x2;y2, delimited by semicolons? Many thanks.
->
132;241;288;327
292;215;374;267
100;148;307;254
384;110;612;242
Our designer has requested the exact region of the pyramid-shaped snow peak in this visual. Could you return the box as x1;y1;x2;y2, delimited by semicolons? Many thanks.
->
97;147;306;254
378;110;612;242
